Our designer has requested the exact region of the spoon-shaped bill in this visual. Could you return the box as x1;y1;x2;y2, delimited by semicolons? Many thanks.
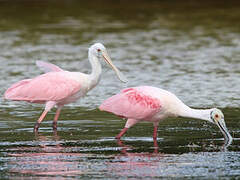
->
217;118;233;141
102;51;128;83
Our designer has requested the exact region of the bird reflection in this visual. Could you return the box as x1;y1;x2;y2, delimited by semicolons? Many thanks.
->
187;137;233;152
8;131;87;176
34;130;62;150
117;138;159;154
106;139;165;177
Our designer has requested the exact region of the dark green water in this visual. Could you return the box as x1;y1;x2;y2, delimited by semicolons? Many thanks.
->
0;0;240;179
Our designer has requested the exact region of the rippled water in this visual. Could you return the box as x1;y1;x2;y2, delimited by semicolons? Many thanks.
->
0;0;240;179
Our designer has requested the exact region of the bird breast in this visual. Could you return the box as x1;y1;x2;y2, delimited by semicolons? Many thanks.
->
56;72;91;105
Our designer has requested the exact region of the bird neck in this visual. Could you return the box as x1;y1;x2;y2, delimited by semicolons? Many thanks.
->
178;104;213;122
88;51;102;89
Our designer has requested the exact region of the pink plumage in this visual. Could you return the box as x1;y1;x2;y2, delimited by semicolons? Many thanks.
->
100;87;161;120
100;86;164;139
4;63;83;132
5;72;81;103
36;60;63;73
4;43;127;132
100;86;232;142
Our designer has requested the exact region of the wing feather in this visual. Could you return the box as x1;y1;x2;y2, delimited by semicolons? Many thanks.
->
36;61;64;73
99;87;161;120
4;72;81;103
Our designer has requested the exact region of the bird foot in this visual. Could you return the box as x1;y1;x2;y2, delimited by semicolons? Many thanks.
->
115;127;128;139
52;122;57;131
115;135;121;139
34;123;40;132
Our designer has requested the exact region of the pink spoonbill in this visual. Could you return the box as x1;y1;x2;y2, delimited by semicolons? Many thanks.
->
4;43;127;132
99;86;232;141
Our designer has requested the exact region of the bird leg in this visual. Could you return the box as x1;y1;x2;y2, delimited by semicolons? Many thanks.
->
153;137;159;154
115;119;139;139
153;124;159;152
116;127;128;139
34;101;56;132
153;125;158;140
34;110;49;132
53;107;62;130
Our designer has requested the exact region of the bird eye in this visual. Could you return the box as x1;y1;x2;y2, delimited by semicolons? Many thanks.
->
97;49;101;52
215;114;219;119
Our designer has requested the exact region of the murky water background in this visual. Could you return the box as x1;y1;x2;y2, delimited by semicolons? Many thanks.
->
0;0;240;179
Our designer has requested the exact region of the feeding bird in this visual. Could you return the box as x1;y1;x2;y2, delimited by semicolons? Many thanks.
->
4;43;127;132
99;86;232;141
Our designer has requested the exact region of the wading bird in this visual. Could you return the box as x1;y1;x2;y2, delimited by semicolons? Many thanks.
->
99;86;232;141
5;43;127;132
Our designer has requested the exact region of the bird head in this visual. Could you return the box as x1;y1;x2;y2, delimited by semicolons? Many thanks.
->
89;43;128;83
209;108;232;141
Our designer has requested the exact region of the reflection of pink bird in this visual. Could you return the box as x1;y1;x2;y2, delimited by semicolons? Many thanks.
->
99;86;232;141
4;43;127;132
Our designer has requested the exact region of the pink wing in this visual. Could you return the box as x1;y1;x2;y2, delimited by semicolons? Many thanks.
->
99;87;162;120
4;72;81;103
36;61;64;73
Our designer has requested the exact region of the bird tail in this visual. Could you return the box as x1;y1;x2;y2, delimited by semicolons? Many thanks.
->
4;79;31;100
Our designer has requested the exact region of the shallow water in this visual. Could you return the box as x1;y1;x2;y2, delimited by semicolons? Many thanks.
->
0;0;240;179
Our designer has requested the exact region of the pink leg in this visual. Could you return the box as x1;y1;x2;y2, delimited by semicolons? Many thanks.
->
153;124;159;153
34;110;49;132
115;119;139;139
153;137;159;153
34;101;56;132
153;126;158;140
116;139;127;154
53;107;62;130
116;127;128;139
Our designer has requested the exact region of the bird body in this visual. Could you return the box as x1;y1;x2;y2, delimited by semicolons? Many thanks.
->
5;71;82;104
99;86;232;141
5;43;127;132
100;86;209;123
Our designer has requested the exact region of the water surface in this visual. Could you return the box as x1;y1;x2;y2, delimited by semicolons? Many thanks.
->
0;0;240;179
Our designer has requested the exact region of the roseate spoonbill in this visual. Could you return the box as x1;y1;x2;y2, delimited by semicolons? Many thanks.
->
4;43;127;132
99;86;232;141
